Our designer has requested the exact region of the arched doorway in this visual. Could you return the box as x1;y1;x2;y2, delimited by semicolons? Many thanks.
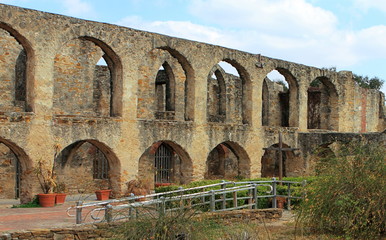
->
307;77;339;130
54;140;120;195
261;143;301;177
138;141;193;187
0;137;32;203
0;142;21;199
205;142;250;180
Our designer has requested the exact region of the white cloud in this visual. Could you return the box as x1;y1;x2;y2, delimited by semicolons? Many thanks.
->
189;0;337;37
61;0;95;18
116;0;386;92
354;0;386;13
116;16;237;47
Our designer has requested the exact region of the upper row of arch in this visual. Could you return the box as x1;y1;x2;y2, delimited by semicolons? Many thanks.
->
0;21;341;126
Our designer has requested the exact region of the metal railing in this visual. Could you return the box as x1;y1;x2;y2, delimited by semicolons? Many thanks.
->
66;178;306;224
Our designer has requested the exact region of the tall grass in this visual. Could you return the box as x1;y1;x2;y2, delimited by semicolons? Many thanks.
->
297;142;385;239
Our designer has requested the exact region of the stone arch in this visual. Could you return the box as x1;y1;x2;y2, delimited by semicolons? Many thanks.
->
308;142;337;174
207;59;252;124
205;141;251;179
262;67;299;127
307;76;339;130
53;36;123;117
0;137;33;203
207;65;226;122
261;142;301;177
138;140;193;187
155;61;176;120
157;47;195;121
0;22;35;112
53;139;121;196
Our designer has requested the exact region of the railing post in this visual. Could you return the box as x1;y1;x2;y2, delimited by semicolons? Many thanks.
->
272;177;277;208
105;204;113;223
159;197;166;216
233;191;238;209
287;183;291;210
210;190;215;212
248;186;253;209
178;187;184;209
129;206;133;219
252;184;258;209
221;180;226;210
302;180;307;200
76;201;83;224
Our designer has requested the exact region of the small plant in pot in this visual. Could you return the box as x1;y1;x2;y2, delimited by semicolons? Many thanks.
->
54;182;68;204
35;159;57;207
95;179;111;201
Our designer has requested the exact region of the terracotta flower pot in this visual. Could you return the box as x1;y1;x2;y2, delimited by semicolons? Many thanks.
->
55;193;67;204
95;189;111;201
276;196;286;209
38;193;57;207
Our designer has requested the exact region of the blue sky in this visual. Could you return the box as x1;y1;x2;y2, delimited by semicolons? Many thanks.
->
1;0;386;93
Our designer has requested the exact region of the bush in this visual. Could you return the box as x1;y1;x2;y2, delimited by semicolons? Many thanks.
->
12;196;40;208
298;142;385;239
112;207;196;240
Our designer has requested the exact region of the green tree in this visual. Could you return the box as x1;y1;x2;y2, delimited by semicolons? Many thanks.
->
353;74;384;90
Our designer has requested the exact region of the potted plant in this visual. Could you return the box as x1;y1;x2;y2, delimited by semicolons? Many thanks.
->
276;196;287;209
95;189;112;200
35;159;57;207
95;179;111;201
54;182;67;204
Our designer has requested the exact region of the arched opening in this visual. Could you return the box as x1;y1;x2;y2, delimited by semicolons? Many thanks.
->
138;141;193;187
54;140;121;196
0;23;34;112
155;62;176;120
0;142;21;199
0;137;33;203
307;143;337;175
207;60;251;124
307;77;339;130
205;141;250;180
158;47;195;121
261;143;301;177
53;37;122;117
207;65;227;122
262;69;298;127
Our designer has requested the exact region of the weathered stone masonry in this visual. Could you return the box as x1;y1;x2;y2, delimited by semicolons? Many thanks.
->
0;4;384;203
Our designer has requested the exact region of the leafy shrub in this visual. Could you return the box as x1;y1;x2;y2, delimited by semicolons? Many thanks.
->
12;196;40;208
298;142;385;239
112;207;196;240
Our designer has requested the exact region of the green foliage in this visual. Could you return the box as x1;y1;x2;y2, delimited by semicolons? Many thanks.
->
353;74;384;90
298;142;386;239
112;207;196;240
155;177;313;210
12;196;40;208
111;207;271;240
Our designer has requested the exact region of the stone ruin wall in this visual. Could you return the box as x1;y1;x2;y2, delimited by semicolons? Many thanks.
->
0;4;384;202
